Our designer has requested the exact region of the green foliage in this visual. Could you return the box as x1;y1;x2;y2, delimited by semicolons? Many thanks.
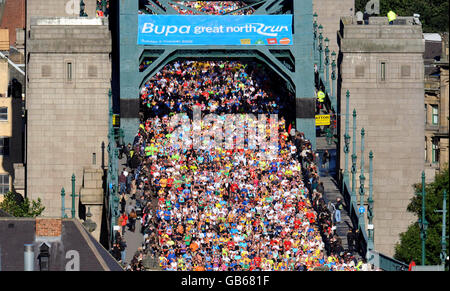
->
394;167;449;268
0;191;45;217
354;0;449;32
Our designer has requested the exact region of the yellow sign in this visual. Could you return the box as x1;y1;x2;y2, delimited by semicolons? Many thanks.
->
113;114;120;127
315;114;330;126
240;39;251;45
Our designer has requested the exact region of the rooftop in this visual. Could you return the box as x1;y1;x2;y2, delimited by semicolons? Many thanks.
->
342;15;422;27
0;217;123;271
30;17;108;26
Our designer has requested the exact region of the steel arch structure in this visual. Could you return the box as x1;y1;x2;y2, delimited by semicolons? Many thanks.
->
119;0;316;148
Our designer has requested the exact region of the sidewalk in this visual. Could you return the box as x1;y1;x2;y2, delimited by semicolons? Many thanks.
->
118;157;144;265
122;198;143;264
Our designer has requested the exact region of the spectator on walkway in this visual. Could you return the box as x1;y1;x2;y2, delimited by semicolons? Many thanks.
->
119;171;127;195
120;193;127;214
118;212;128;235
128;209;138;232
119;237;127;264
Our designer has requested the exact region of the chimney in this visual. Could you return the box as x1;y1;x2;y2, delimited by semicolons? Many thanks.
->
35;218;62;237
24;244;34;271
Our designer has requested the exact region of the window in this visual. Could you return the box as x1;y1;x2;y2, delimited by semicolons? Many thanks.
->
431;105;438;125
0;107;7;121
67;62;73;81
380;62;386;81
0;138;9;156
0;174;9;194
425;137;428;162
424;104;427;125
432;138;439;163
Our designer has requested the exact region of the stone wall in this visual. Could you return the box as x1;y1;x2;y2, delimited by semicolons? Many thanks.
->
339;20;425;256
26;21;111;217
313;0;355;56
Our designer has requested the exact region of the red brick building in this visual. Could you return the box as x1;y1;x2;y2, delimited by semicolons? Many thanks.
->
0;0;25;47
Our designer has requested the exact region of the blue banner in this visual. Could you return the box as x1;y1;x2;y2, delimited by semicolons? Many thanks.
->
138;15;293;46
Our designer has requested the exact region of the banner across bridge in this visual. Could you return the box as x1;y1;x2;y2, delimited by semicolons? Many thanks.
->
138;15;293;46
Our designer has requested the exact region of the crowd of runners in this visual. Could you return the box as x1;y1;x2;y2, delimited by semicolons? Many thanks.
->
114;1;369;272
140;1;255;15
112;59;367;271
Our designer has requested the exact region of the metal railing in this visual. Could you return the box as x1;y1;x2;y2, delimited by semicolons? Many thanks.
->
338;170;368;256
106;89;120;248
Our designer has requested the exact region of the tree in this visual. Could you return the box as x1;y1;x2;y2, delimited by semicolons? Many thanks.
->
355;0;449;33
394;167;449;268
0;191;45;217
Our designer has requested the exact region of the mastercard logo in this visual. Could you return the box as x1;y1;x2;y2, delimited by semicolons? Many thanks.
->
280;38;291;45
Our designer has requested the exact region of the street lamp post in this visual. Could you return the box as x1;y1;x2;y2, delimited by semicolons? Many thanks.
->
435;190;447;267
367;150;374;252
330;51;337;112
343;90;350;191
313;13;318;65
318;25;323;77
441;190;447;267
358;128;366;231
71;174;76;219
324;38;330;95
418;171;428;266
351;109;358;208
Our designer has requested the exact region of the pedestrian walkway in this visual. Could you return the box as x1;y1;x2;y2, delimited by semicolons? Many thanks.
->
320;175;352;251
116;157;144;266
316;135;361;259
122;198;143;264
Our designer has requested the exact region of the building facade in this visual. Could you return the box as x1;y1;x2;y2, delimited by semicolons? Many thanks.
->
0;43;24;202
424;33;449;177
339;16;425;256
